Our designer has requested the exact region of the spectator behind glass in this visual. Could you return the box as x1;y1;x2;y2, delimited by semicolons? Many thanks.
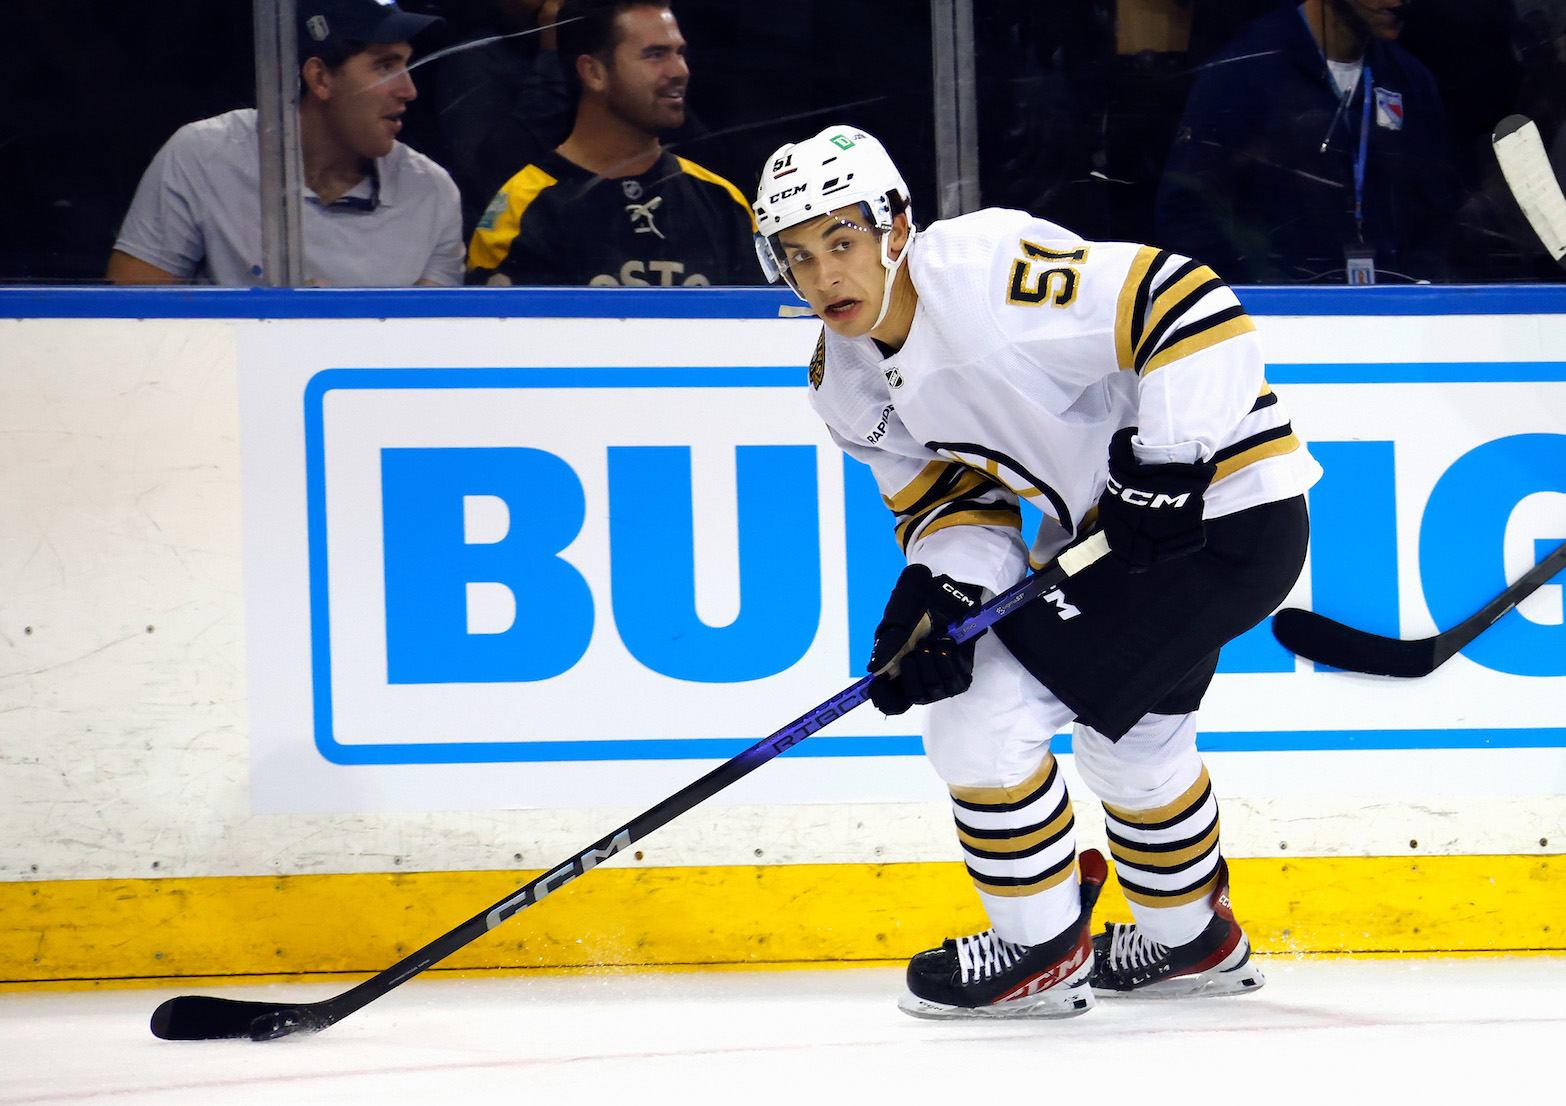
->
1155;0;1463;284
108;0;463;286
433;1;572;237
466;0;761;286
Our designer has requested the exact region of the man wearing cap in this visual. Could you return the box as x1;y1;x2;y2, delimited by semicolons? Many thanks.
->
108;0;463;286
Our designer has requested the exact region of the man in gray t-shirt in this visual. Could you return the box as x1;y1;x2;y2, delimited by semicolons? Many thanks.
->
109;0;463;287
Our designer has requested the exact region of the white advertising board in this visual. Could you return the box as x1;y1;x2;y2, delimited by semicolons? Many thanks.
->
236;303;1566;815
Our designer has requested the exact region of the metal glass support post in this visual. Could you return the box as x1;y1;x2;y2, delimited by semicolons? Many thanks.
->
930;0;980;219
254;0;306;285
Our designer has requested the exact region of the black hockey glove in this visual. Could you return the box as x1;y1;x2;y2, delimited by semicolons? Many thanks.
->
1097;427;1216;572
866;565;985;716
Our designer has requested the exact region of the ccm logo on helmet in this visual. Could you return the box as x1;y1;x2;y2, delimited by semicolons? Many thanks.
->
1105;475;1191;509
769;183;807;204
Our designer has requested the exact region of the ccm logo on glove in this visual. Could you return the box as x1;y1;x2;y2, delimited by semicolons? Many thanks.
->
866;564;986;716
1097;426;1215;572
1102;476;1194;510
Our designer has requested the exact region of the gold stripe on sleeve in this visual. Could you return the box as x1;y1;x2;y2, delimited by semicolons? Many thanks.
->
1137;265;1223;363
1139;314;1257;376
1114;245;1163;371
467;164;558;271
915;508;1023;543
1214;431;1302;481
676;156;759;232
884;460;955;513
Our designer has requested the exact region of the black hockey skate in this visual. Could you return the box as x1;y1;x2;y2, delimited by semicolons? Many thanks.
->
897;849;1107;1020
1089;858;1265;998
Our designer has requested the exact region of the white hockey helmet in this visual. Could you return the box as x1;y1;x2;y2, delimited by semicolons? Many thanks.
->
752;126;914;325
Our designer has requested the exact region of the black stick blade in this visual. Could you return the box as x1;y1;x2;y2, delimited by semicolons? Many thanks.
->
151;995;328;1041
1270;608;1439;678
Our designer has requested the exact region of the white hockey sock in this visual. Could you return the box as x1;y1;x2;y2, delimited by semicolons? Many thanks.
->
949;753;1082;947
1072;715;1222;948
1102;764;1222;948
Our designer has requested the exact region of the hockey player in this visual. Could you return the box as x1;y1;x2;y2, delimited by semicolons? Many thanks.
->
753;127;1322;1018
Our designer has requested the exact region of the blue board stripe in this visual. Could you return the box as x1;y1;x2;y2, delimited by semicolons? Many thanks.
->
6;283;1566;319
312;728;1565;764
1268;362;1566;383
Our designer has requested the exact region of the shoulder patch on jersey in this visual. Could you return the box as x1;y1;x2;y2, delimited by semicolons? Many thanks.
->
476;191;510;231
809;329;826;389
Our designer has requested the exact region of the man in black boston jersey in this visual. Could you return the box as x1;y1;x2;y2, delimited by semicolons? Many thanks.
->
467;0;760;286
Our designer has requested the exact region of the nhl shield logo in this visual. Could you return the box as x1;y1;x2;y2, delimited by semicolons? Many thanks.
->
621;179;645;201
883;366;904;388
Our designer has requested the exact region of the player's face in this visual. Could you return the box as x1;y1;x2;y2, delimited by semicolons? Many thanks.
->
317;42;418;160
601;7;689;134
774;207;906;338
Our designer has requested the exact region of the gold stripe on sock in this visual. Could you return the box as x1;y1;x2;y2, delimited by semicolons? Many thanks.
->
956;801;1074;857
1102;765;1210;826
1118;868;1221;910
949;753;1056;810
971;860;1078;899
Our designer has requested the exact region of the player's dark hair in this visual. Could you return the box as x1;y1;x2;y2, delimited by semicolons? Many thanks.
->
557;0;673;99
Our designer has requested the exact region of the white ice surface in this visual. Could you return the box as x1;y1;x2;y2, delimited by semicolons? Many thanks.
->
3;959;1563;1105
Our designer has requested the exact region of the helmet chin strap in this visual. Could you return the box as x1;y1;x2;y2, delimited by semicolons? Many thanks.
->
870;224;914;333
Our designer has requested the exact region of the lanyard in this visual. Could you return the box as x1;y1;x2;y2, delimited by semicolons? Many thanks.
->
1353;66;1372;241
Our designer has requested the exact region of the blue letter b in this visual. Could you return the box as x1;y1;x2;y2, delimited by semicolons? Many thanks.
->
382;447;593;683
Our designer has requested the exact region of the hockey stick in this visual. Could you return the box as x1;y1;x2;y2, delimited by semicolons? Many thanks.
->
1493;114;1566;269
150;531;1111;1041
1271;538;1566;677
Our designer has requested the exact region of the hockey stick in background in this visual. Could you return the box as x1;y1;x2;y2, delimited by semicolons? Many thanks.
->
150;531;1111;1041
1271;538;1566;677
1493;114;1566;269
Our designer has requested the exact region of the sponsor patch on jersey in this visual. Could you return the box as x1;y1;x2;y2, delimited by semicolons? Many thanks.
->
1374;86;1404;131
476;191;510;231
809;329;826;389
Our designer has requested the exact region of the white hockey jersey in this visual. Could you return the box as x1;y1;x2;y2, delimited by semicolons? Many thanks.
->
809;207;1323;594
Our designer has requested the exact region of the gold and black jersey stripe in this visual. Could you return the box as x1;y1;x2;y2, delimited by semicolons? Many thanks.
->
1211;384;1305;481
885;459;1021;554
1114;247;1256;375
925;440;1073;534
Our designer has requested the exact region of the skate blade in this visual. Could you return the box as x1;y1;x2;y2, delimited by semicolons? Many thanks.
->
1094;965;1266;1000
896;984;1096;1020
